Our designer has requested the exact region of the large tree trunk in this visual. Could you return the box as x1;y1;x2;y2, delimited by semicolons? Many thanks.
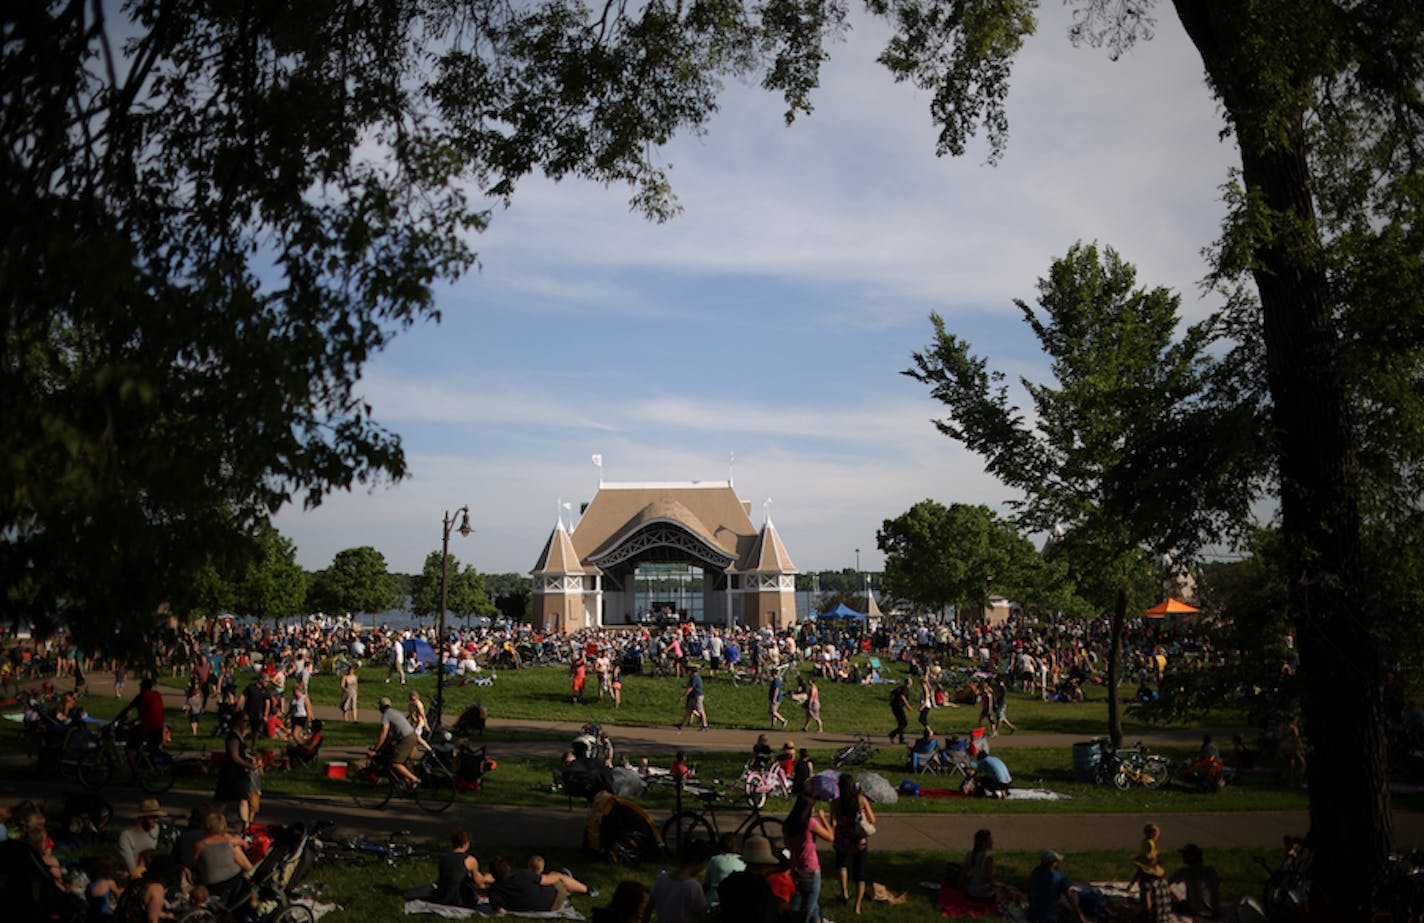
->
1174;2;1391;915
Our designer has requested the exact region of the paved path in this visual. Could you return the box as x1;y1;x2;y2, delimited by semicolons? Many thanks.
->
13;671;1423;854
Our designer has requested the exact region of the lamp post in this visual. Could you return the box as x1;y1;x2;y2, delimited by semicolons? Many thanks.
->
435;505;472;729
855;548;860;574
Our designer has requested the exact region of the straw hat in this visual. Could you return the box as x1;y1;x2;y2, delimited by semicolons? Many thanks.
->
136;798;167;819
740;835;779;867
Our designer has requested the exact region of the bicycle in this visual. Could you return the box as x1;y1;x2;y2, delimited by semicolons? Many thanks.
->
350;745;457;812
1093;739;1170;790
319;830;421;867
831;734;877;769
662;785;785;856
740;759;794;809
76;720;175;794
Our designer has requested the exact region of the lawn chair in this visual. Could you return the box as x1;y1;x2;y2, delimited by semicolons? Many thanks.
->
939;736;975;778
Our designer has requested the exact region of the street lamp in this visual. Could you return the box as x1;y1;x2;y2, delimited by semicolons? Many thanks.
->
435;505;472;729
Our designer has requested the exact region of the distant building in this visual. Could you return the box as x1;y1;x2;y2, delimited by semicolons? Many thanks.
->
531;481;798;633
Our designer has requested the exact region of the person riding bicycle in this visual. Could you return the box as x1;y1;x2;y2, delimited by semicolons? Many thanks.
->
114;677;166;774
373;695;429;789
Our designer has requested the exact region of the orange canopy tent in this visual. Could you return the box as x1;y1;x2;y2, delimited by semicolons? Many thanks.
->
1143;597;1200;617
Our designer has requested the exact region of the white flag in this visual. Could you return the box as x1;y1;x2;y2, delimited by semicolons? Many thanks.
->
591;454;603;466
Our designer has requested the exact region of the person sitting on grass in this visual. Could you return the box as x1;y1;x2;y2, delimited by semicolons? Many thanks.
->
486;855;596;913
283;718;325;770
434;826;493;909
1025;850;1092;923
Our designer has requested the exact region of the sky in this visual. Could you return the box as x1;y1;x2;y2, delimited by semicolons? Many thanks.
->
274;4;1241;577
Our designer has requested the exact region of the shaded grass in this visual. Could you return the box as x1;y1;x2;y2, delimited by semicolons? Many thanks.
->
302;842;1278;923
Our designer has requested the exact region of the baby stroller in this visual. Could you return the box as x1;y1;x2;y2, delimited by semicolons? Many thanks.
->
453;742;495;791
583;792;662;866
175;820;328;923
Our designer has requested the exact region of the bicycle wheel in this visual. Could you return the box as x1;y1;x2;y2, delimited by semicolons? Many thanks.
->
138;749;176;794
744;816;784;850
1142;757;1171;789
416;766;457;813
351;768;395;809
661;811;715;857
173;908;219;923
269;903;316;923
742;774;768;810
78;748;116;790
1113;768;1131;790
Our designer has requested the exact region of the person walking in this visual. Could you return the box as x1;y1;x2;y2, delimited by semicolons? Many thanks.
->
769;671;788;728
888;678;911;744
918;675;936;731
677;664;708;731
991;676;1016;736
341;663;359;722
800;676;822;733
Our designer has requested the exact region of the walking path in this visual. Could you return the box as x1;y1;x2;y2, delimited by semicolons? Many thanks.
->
13;672;1422;853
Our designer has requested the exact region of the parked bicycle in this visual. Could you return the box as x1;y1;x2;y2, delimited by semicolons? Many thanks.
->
320;830;421;867
350;746;457;812
1093;739;1170;790
662;785;784;856
831;734;877;769
741;759;794;809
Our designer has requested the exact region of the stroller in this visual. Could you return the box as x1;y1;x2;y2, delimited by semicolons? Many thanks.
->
583;792;662;866
453;742;495;791
179;820;328;923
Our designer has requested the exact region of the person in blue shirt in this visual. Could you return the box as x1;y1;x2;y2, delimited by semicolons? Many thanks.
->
973;754;1013;797
1026;850;1091;922
677;665;708;731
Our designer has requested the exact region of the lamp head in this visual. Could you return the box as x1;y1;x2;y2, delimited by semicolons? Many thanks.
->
458;508;473;536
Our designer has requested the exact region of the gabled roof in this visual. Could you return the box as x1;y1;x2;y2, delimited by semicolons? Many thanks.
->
563;481;770;571
746;517;797;574
532;520;589;576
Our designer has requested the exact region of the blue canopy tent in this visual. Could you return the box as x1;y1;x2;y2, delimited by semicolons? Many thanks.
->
402;638;438;669
819;603;867;620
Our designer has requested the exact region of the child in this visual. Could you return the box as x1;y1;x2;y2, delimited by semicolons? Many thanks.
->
528;855;546;874
1139;823;1161;864
86;857;122;918
670;751;691;783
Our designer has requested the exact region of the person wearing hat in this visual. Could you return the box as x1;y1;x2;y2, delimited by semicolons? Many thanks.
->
1168;844;1220;918
715;834;790;923
1025;849;1090;923
117;798;166;872
1131;853;1171;923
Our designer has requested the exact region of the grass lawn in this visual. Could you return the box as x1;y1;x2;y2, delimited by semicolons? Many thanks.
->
282;842;1279;923
11;664;1300;816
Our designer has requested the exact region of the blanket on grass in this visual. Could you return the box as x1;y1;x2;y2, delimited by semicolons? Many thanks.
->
404;900;584;919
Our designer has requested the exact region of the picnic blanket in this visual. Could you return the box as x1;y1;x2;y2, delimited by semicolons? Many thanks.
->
403;899;584;919
936;879;1002;918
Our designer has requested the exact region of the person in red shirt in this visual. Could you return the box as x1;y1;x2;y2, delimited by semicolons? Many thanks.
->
115;676;167;773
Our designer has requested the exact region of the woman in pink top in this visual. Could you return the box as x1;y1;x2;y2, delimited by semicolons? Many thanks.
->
785;789;833;923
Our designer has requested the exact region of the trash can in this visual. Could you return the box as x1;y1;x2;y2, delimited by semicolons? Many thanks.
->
1071;740;1102;783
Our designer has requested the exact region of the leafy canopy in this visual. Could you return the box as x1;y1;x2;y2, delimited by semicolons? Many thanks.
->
906;241;1266;593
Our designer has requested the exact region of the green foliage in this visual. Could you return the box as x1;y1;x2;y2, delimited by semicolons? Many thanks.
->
409;550;493;618
877;500;1058;615
308;546;398;617
906;243;1264;601
229;522;307;622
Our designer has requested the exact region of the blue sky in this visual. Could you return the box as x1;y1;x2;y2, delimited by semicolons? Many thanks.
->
274;5;1240;576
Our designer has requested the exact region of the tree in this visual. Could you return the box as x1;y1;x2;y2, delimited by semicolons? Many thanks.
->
229;523;307;623
877;500;1044;616
308;547;397;620
2;0;838;652
906;242;1264;744
410;551;492;620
